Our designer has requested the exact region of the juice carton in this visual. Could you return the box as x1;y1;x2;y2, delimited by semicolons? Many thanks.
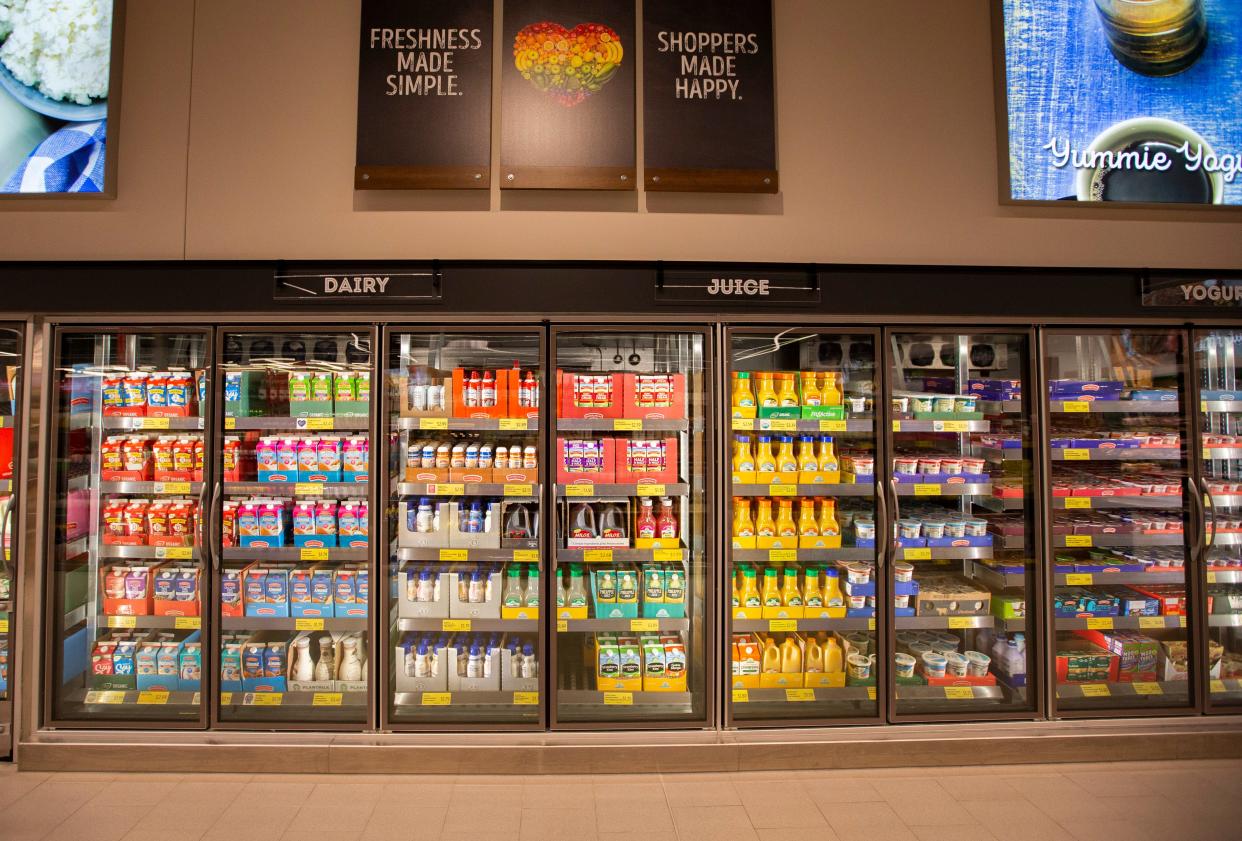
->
102;499;128;544
316;437;342;482
334;373;355;403
223;437;242;481
597;639;622;690
164;372;194;418
310;568;334;614
314;500;339;547
659;640;688;692
255;437;279;480
152;436;176;478
335;569;365;617
243;568;268;613
180;642;202;690
100;435;125;478
732;634;762;689
164;500;194;547
288;371;313;403
343;437;369;483
221;568;243;617
221;500;238;547
292;501;316;546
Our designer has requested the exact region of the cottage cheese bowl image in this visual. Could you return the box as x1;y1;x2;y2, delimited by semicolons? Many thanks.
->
0;0;111;120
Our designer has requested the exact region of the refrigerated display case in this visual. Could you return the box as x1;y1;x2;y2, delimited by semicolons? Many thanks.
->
1043;330;1196;714
726;329;884;725
1195;329;1242;710
215;330;374;727
0;326;23;756
384;330;544;728
551;330;712;727
46;330;212;726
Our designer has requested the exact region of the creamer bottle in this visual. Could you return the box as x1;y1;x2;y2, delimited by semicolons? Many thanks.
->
776;436;798;473
754;499;776;537
756;373;779;408
733;498;755;538
775;499;797;538
732;372;756;409
803;567;823;607
732;436;755;472
817;436;839;473
761;568;781;607
338;638;362;681
797;435;818;471
801;372;821;406
781;568;802;607
818;499;841;538
740;568;761;607
754;436;777;472
292;637;314;682
777;373;800;408
798;498;819;536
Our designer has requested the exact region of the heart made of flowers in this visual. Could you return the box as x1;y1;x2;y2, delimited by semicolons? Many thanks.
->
513;22;624;107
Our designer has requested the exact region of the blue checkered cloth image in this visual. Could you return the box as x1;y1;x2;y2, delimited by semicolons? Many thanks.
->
4;119;106;193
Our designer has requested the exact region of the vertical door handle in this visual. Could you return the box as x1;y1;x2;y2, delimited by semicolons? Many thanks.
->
0;491;15;573
874;481;889;571
1186;476;1204;568
887;478;901;567
207;481;222;572
1204;479;1219;553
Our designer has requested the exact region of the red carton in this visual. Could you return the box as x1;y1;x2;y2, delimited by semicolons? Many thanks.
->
558;371;624;419
556;436;616;485
101;564;155;616
452;368;511;419
622;373;687;420
614;436;679;485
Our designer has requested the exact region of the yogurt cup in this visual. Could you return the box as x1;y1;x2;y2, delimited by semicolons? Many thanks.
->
945;651;970;677
894;593;910;609
940;458;963;475
921;652;947;678
911;395;934;413
893;561;914;582
965;650;991;677
847;397;867;413
851;456;875;476
847;653;872;680
848;594;867;609
961;457;986;475
892;397;909;414
845;632;871;655
898;519;922;539
936;633;961;649
894;457;919;476
846;563;871;584
944;520;967;538
922;520;946;539
866;596;877;609
908;641;933;658
956;396;978;413
854;519;876;540
933;395;957;413
932;644;958;657
964;518;988;537
917;458;941;475
896;632;920;648
894;652;916;679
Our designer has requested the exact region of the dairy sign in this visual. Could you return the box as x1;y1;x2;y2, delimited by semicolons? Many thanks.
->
274;268;441;302
655;269;819;305
1142;274;1242;308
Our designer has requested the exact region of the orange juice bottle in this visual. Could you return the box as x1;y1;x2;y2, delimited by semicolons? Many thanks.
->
781;568;803;606
777;373;800;407
761;636;781;672
754;498;776;537
756;373;779;408
733;498;755;538
775;499;798;537
816;436;839;473
803;567;823;607
780;637;802;673
818;499;841;538
824;567;844;607
801;372;821;406
761;568;781;607
797;435;818;471
740;567;761;607
754;436;777;472
732;436;755;472
823;634;843;672
732;372;756;409
805;637;824;672
776;435;798;473
821;372;842;406
798;498;819;536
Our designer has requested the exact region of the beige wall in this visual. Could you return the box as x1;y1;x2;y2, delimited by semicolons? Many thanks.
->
1;0;1240;266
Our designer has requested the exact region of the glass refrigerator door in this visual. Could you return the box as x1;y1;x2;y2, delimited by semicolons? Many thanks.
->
1196;329;1242;709
215;330;373;726
888;331;1037;716
1044;330;1194;713
726;330;882;724
385;330;544;728
552;330;710;726
0;327;22;748
48;330;211;725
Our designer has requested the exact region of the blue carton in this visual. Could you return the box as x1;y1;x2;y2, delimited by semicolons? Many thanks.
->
844;580;875;598
257;470;296;483
243;677;286;693
895;580;919;597
294;533;337;549
301;468;341;483
240;535;284;548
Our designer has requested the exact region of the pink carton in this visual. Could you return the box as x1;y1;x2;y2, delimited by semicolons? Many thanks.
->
316;437;342;482
343;437;369;483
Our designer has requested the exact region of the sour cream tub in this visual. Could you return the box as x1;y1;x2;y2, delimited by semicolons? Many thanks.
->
922;520;946;539
940;458;963;475
898;519;922;539
933;395;957;413
894;652;916;679
964;518;988;537
894;457;919;476
893;561;914;582
854;519;876;540
961;457;986;475
847;397;867;413
917;458;941;475
892;397;909;414
893;593;910;609
908;642;933;658
966;650;991;677
847;654;872;680
845;563;871;584
945;652;970;677
921;652;947;678
956;396;978;413
911;395;934;413
851;456;875;476
848;594;867;609
944;520;967;538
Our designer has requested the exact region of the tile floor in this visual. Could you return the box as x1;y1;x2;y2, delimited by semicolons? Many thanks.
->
0;758;1239;841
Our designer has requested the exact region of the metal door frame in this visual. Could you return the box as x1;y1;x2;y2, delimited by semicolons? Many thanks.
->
0;319;30;758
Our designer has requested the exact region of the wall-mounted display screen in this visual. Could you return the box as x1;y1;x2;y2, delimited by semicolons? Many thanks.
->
997;0;1240;206
0;0;120;196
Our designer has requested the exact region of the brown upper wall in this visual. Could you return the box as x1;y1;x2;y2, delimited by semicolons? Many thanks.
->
0;0;1239;266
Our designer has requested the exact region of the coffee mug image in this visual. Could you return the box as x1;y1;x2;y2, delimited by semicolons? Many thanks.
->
1075;117;1224;204
1093;0;1208;77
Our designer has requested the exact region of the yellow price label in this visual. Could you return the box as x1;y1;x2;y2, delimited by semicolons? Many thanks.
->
295;618;324;631
155;482;192;495
1062;401;1091;413
770;484;797;497
765;419;797;432
1065;573;1094;585
785;688;816;702
439;549;469;562
603;692;633;706
913;484;941;497
653;549;682;562
1062;449;1091;461
944;686;974;699
904;548;932;561
947;617;973;629
631;619;659;632
106;615;137;629
139;417;171;430
1064;497;1092;510
174;617;201;630
867;686;877;701
769;620;798;632
1139;616;1166;629
613;419;643;432
0;619;8;633
732;418;753;431
86;691;126;705
868;618;876;631
1080;683;1111;697
419;417;449;430
1211;680;1226;694
514;692;539;705
220;692;233;706
556;620;568;632
225;417;237;430
513;549;540;562
157;546;195;560
421;693;451;706
1180;615;1187;628
294;483;324;496
819;420;847;433
300;548;329;561
504;484;534;497
636;484;666;497
432;484;465;496
300;418;334;431
583;549;614;562
565;484;595;497
312;693;343;706
443;619;472;632
732;689;750;703
1208;572;1218;584
249;693;283;706
769;549;798;563
499;418;529;431
892;421;902;432
936;421;969;433
136;691;169;705
1086;617;1114;630
1131;682;1163;696
1065;535;1093;548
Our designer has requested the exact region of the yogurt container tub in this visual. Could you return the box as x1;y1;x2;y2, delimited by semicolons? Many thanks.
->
847;397;867;413
893;593;910;609
892;397;909;414
848;594;867;609
897;631;920;647
845;632;871;655
935;633;961;649
940;458;963;475
956;395;978;413
922;520;946;539
932;644;958;657
851;456;875;476
854;519;876;540
893;561;914;582
921;652;947;679
964;518;988;537
898;519;922;539
945;651;970;677
894;652;917;678
866;595;877;609
911;395;934;413
847;653;872;680
908;641;933;658
845;563;872;584
965;650;991;677
894;457;919;476
961;457;986;474
917;457;941;475
933;395;957;413
944;520;967;538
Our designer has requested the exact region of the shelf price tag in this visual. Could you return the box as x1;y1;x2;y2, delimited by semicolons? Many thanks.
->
300;548;329;562
295;618;325;631
769;484;796;497
768;549;797;563
764;419;797;432
294;483;324;497
1180;615;1187;628
86;691;126;704
136;691;169;705
249;693;283;706
1065;573;1093;585
933;421;969;433
944;686;974;699
421;693;451;706
1064;497;1092;510
297;418;334;431
514;692;539;705
1131;682;1163;696
913;484;941;497
583;549;614;563
819;420;847;433
785;688;815;702
866;686;877;701
731;418;752;431
499;418;529;431
1138;616;1166;629
430;484;465;496
1064;535;1093;548
892;421;902;432
0;619;8;634
139;417;171;430
419;418;450;430
157;547;195;560
443;619;472;632
1211;680;1227;694
636;484;666;497
1062;449;1091;461
904;548;932;561
613;419;643;432
868;618;876;631
312;693;343;706
1061;402;1090;413
1085;617;1114;630
220;692;233;706
106;615;137;629
439;549;469;562
653;549;683;562
174;617;201;630
630;619;659;632
504;484;534;497
224;417;237;430
1208;572;1218;584
565;484;595;497
154;482;192;495
1079;684;1111;697
556;620;568;632
732;689;750;703
603;692;633;706
947;617;973;629
769;620;798;632
513;550;540;562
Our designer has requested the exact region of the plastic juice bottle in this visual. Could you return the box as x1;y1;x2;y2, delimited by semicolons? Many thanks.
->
754;436;777;472
776;436;798;473
636;498;658;539
798;498;820;536
761;568;781;607
801;372;822;406
754;499;776;537
817;436;839;473
821;373;842;406
824;635;843;672
803;567;823;607
657;498;678;539
756;373;779;408
824;568;844;607
732;436;756;472
733;498;755;538
740;568;761;607
818;499;841;538
781;568;803;606
732;575;741;608
775;499;798;537
777;373;800;407
761;637;781;673
502;567;524;608
780;637;802;673
732;372;756;409
805;637;824;672
797;435;818;471
567;566;588;608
